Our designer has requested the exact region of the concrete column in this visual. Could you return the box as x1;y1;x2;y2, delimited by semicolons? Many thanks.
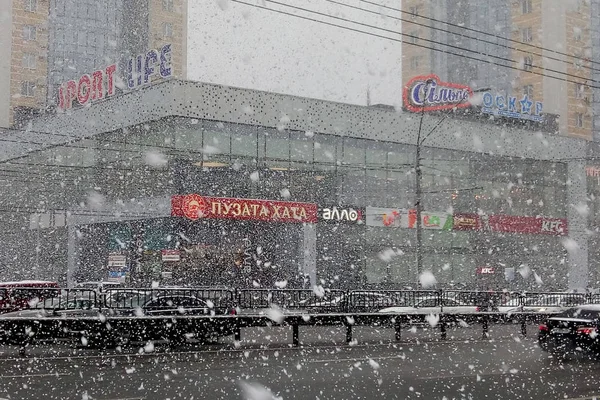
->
66;225;79;288
567;160;589;290
302;223;317;286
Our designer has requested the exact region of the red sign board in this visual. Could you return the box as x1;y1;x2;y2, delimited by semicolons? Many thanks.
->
403;74;473;113
453;213;481;231
487;215;567;236
171;195;318;223
161;250;181;262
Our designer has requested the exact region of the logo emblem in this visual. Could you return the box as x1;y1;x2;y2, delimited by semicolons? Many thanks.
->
403;74;473;113
182;194;208;220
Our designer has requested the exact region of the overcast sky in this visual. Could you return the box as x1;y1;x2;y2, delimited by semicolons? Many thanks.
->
186;0;402;107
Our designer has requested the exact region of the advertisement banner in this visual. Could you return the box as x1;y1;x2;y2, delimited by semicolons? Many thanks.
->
171;194;318;223
161;249;181;262
365;207;405;227
488;215;567;236
107;271;127;283
453;213;481;231
108;253;127;268
407;210;453;230
319;206;364;223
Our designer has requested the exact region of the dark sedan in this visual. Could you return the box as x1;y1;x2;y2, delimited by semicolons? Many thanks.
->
539;305;600;358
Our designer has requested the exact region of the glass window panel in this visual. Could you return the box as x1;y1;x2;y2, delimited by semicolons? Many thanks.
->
264;129;289;168
231;127;257;159
342;138;365;167
290;131;313;163
314;134;338;170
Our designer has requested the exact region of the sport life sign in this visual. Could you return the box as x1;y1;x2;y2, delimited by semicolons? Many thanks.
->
58;44;173;111
403;74;473;113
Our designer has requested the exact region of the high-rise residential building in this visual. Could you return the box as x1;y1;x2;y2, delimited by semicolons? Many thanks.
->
0;0;50;128
0;0;187;128
46;0;188;109
402;0;595;140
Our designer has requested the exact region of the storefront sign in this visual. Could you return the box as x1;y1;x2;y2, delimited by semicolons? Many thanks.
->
161;271;173;279
58;43;172;111
481;92;543;122
365;207;405;227
403;74;473;113
487;215;567;236
161;250;181;262
108;253;127;268
319;206;364;223
107;271;127;283
476;267;496;275
171;194;318;223
407;210;453;230
453;213;481;231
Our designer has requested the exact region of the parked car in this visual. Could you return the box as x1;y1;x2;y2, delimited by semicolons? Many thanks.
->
378;297;478;314
0;281;60;314
508;294;588;314
539;305;600;358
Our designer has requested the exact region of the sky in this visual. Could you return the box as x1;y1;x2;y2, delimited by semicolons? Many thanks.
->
186;0;403;108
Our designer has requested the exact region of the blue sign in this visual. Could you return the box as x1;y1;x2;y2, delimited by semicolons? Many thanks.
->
481;92;543;122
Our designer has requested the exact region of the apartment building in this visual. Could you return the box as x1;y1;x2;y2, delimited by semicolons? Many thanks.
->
402;0;596;139
0;0;187;128
0;0;50;128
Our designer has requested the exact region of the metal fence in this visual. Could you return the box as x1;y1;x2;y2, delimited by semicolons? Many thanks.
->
2;287;600;314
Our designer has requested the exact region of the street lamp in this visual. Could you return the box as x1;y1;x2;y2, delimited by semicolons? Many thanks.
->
414;84;490;287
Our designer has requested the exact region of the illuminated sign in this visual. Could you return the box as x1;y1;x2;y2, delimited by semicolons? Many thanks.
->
171;194;318;223
403;74;473;113
481;92;543;122
365;207;405;227
58;43;172;111
476;267;496;275
407;210;453;230
320;206;364;223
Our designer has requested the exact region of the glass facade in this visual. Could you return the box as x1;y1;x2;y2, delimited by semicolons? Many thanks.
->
0;116;571;289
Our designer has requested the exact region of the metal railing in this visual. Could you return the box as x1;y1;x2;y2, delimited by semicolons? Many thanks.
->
1;287;599;314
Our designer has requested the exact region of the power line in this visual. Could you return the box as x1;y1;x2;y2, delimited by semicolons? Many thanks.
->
230;0;594;89
362;0;599;71
328;0;600;76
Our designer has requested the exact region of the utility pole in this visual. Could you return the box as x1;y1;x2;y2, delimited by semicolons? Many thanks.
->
414;80;432;287
413;85;489;288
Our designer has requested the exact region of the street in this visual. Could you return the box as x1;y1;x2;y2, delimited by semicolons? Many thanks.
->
0;325;599;399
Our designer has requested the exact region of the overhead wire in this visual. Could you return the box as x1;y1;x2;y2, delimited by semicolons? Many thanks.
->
361;0;599;70
237;0;594;87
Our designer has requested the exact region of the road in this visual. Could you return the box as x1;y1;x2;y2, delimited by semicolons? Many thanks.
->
0;325;599;399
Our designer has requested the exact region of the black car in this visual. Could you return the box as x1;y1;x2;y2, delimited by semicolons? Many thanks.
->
539;305;600;357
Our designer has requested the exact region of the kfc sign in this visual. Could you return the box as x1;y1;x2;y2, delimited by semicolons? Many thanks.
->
488;215;567;236
58;44;172;111
403;74;473;113
476;267;496;275
320;206;363;223
171;195;318;223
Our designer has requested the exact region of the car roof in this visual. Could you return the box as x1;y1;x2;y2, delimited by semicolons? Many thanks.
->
575;304;600;311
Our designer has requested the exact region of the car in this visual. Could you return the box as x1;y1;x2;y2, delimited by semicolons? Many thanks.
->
378;297;478;314
0;281;60;314
0;296;102;345
509;294;588;314
538;305;600;358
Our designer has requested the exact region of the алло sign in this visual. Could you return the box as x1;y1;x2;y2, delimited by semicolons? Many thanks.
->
319;206;364;223
58;44;173;111
403;74;544;122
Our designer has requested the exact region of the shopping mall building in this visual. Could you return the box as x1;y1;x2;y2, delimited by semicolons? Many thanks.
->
0;76;598;291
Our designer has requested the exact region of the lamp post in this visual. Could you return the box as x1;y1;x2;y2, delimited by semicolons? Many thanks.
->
413;84;490;287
